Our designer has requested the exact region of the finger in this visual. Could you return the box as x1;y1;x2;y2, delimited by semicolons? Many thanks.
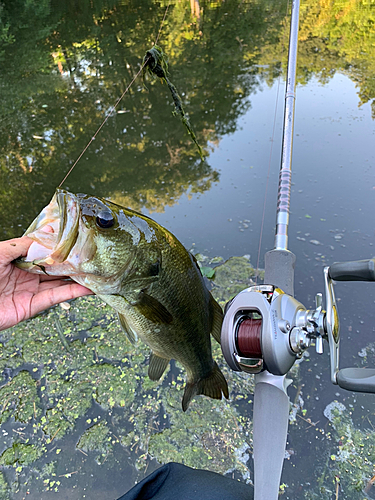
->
38;280;92;294
0;237;34;266
39;275;74;283
30;283;94;317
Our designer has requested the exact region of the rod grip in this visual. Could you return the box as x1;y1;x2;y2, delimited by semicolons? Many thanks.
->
328;259;375;282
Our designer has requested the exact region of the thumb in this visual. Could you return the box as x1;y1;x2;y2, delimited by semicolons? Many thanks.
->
0;237;33;267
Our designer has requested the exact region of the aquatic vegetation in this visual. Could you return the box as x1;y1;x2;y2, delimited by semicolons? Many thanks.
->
1;254;373;499
210;256;261;306
301;400;375;500
147;396;252;478
0;472;9;500
143;45;204;159
0;443;44;467
77;421;111;456
0;255;257;497
0;258;253;498
0;371;42;424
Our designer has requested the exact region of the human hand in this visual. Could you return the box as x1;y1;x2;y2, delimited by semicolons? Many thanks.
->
0;236;93;331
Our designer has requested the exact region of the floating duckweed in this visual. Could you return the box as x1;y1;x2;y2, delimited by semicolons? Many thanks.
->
3;256;373;499
77;422;111;454
0;472;10;499
325;403;375;493
0;443;44;467
147;396;251;477
89;363;137;409
211;256;257;305
0;371;41;424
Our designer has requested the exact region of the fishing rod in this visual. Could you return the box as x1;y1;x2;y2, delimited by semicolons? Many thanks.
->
220;0;375;498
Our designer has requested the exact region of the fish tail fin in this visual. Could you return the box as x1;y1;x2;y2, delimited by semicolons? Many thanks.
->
182;362;229;412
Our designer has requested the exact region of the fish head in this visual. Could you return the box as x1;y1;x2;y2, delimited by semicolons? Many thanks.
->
15;189;140;293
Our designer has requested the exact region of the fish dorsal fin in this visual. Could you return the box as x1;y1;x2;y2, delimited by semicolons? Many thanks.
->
148;352;170;381
210;295;223;344
136;291;173;324
117;312;137;344
182;362;229;411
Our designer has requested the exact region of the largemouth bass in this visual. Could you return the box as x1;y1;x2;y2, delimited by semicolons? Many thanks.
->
16;189;229;411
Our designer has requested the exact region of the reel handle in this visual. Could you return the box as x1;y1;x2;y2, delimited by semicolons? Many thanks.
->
327;259;375;393
336;368;375;393
329;259;375;282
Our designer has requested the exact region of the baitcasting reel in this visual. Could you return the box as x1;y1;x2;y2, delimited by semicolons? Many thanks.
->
221;258;375;393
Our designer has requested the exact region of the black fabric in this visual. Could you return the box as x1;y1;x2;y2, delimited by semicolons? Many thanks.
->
117;462;253;500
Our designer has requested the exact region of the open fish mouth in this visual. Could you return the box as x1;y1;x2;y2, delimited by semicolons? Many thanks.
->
15;189;80;273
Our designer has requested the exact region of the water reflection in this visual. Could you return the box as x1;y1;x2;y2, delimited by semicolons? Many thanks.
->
1;0;282;239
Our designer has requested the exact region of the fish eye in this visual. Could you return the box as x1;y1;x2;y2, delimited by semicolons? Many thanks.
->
96;211;115;229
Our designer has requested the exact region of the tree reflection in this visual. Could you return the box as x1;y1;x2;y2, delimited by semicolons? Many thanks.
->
1;0;375;239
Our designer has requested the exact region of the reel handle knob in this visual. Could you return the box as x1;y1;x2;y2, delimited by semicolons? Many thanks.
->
337;368;375;393
329;259;375;282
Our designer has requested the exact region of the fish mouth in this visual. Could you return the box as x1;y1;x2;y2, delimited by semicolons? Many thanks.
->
15;189;80;272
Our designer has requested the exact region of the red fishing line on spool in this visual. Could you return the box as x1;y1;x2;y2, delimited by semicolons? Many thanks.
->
236;315;262;358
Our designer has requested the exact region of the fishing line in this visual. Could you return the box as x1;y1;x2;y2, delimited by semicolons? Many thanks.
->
155;1;170;46
255;0;291;283
58;66;145;187
58;2;171;188
236;314;262;358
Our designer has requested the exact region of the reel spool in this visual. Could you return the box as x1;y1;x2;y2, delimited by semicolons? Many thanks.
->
221;285;304;376
236;314;262;359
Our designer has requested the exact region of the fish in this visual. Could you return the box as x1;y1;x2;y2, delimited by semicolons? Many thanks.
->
15;189;229;411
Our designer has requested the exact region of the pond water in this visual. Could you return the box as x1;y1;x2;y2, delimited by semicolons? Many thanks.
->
1;1;375;499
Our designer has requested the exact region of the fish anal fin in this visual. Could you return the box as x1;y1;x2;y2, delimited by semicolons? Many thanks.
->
182;362;229;412
148;352;170;381
136;291;173;324
117;312;137;344
210;295;223;344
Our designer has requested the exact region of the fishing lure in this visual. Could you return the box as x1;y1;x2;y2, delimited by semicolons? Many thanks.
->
143;45;204;160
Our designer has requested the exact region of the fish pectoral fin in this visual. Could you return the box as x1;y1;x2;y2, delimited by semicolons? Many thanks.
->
98;293;130;315
182;362;229;412
210;295;223;344
135;291;173;324
148;352;170;381
117;313;137;344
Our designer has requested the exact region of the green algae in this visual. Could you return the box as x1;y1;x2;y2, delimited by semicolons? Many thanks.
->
42;381;93;440
0;472;10;500
147;396;251;477
210;256;259;306
89;363;137;410
0;443;44;467
1;255;372;499
0;371;42;424
0;257;260;497
312;402;375;499
77;422;111;454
